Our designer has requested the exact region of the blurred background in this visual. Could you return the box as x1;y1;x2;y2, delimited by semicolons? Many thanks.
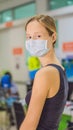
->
0;0;73;130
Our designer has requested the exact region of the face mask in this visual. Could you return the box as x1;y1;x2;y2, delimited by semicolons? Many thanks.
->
25;39;50;57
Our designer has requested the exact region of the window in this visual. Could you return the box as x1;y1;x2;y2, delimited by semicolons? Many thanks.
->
49;0;67;10
48;0;73;10
14;2;36;20
2;10;13;23
67;0;73;6
0;2;36;24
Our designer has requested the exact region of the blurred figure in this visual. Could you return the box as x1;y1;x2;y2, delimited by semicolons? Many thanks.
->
1;71;19;99
1;71;20;125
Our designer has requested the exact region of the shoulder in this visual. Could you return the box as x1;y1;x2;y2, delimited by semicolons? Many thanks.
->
33;65;60;91
35;65;60;80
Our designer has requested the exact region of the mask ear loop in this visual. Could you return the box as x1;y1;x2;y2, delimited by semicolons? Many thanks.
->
45;40;50;52
25;39;31;51
44;40;48;49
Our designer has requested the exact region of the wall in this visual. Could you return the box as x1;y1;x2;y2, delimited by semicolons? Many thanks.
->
0;29;10;71
58;14;73;59
0;21;29;82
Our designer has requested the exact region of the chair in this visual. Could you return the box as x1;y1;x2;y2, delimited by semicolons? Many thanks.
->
12;101;25;130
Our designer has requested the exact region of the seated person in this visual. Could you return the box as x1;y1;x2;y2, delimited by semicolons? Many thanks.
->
1;71;19;99
1;71;20;125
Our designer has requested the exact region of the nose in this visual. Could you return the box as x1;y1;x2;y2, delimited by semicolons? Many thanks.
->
31;36;37;40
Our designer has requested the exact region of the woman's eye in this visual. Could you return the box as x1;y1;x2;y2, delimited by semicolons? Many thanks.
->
35;35;41;39
37;35;41;38
26;36;32;39
29;36;32;39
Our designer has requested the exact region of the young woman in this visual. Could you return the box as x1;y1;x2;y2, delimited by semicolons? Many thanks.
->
20;14;69;130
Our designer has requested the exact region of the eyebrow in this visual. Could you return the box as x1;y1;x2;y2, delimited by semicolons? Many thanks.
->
26;32;44;35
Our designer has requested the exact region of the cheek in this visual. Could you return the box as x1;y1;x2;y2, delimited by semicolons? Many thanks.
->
47;38;53;47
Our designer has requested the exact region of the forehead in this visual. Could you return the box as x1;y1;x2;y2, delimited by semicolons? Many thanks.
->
26;20;47;34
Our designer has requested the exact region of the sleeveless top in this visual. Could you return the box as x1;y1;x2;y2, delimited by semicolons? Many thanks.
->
25;64;69;130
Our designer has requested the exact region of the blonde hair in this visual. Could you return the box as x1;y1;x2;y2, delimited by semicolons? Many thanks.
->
25;14;57;46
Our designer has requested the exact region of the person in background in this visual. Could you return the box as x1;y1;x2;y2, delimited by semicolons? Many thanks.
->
20;14;69;130
1;71;20;125
1;71;19;99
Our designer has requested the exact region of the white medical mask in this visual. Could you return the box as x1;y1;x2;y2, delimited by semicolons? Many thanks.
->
25;39;50;57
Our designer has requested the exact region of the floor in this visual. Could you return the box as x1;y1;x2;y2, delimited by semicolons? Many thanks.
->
9;126;17;130
0;126;17;130
0;111;17;130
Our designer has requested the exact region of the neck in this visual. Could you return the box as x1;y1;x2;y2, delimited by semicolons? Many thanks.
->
39;49;60;67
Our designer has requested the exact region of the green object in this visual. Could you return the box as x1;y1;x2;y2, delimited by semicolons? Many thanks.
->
27;56;41;71
58;114;71;130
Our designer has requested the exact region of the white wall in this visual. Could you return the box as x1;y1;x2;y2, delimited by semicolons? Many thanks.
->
58;14;73;59
0;23;29;82
0;29;10;70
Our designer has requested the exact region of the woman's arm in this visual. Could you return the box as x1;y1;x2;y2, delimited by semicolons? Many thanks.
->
20;67;59;130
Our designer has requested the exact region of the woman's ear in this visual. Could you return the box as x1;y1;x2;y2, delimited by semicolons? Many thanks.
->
52;32;57;43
